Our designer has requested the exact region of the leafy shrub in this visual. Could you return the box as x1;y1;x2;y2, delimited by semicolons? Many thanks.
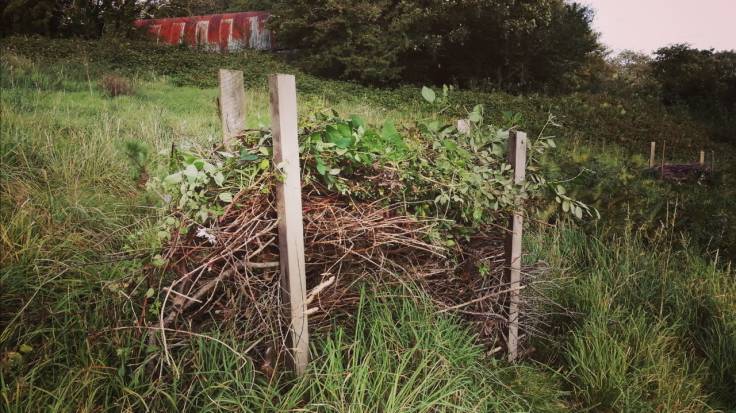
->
101;73;134;97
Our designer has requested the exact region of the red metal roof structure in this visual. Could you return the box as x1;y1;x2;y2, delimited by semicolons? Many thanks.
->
133;12;272;51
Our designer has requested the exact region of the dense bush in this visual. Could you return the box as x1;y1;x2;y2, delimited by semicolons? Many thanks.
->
0;0;152;38
651;44;736;142
270;0;601;92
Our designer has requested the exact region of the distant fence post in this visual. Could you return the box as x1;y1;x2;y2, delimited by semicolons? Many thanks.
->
649;142;656;168
505;130;527;362
269;74;309;376
218;69;247;149
699;150;705;166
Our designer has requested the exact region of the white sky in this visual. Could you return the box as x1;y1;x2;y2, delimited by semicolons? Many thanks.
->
579;0;736;54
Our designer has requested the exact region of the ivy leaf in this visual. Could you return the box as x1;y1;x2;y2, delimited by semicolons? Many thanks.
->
421;86;436;103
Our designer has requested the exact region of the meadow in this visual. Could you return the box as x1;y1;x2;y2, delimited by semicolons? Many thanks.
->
1;37;735;411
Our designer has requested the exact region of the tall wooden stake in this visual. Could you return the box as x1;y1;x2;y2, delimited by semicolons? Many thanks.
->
699;150;705;166
660;141;666;179
219;69;247;149
269;74;309;376
505;130;526;362
649;142;656;168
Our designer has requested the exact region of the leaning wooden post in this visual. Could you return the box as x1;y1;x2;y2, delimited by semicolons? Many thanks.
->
505;130;526;362
269;74;309;376
218;69;247;149
649;142;656;168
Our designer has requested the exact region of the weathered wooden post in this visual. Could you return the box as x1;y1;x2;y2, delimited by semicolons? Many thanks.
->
457;119;471;135
699;150;705;166
218;69;247;149
269;74;309;376
505;130;526;362
649;142;656;168
660;142;666;179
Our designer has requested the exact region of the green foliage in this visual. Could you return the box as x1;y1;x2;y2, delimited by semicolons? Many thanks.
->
270;0;601;91
0;0;152;38
652;44;736;142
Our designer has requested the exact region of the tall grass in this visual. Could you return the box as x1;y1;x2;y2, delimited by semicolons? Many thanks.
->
527;223;736;411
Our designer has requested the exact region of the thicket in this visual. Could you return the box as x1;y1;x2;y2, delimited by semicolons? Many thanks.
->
270;0;601;92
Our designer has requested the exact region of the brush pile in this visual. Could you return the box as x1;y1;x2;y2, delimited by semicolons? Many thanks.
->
143;95;583;372
154;183;540;370
654;163;711;183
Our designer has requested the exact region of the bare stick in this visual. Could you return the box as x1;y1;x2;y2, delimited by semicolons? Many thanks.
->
270;73;309;376
505;130;526;362
219;69;247;149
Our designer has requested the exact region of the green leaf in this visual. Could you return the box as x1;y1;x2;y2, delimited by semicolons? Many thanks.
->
145;288;155;298
326;125;354;148
328;168;341;175
240;150;259;161
468;111;482;123
214;172;225;186
19;344;32;353
164;172;182;185
350;115;365;129
574;205;583;219
421;86;436;103
258;159;270;170
316;159;327;175
218;192;233;203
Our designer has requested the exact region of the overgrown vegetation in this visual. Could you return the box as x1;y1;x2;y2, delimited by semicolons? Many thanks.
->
1;37;735;411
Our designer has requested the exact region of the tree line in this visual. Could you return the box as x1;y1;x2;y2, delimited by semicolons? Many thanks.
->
1;0;734;135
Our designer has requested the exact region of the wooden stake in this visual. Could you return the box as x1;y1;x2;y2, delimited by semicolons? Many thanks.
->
457;119;471;135
699;150;705;166
218;69;247;149
505;130;526;362
649;142;656;168
269;74;309;376
660;141;666;179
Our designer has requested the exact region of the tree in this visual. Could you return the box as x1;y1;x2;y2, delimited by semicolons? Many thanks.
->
269;0;600;91
1;0;157;38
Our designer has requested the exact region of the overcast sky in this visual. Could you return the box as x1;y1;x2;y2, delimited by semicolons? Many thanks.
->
579;0;736;54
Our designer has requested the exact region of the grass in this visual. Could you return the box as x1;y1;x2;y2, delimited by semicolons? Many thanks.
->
527;224;736;411
1;37;735;411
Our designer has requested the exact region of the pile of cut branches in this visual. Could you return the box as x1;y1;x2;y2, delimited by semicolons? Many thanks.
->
140;90;583;374
151;184;540;374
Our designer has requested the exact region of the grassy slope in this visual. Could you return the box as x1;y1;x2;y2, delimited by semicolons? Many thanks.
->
1;37;735;411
